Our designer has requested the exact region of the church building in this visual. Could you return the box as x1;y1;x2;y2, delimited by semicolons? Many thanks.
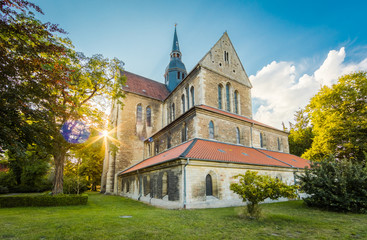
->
101;27;309;209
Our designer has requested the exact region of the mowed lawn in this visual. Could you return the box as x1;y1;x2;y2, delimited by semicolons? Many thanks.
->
1;192;366;240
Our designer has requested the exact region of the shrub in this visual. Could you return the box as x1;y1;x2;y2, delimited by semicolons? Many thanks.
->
230;171;299;219
0;186;9;194
0;194;88;208
298;157;367;213
63;175;89;194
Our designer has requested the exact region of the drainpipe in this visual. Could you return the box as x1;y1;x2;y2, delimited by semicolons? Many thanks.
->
250;122;254;147
293;168;300;198
183;158;190;209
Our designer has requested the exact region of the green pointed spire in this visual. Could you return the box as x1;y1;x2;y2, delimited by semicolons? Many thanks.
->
172;24;180;52
165;25;187;92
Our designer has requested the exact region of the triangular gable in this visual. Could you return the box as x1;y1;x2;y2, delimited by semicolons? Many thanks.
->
198;32;252;88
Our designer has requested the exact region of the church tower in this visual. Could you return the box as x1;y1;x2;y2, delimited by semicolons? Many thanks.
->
165;25;187;92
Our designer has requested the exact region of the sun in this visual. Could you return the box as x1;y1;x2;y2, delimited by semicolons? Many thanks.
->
102;130;109;137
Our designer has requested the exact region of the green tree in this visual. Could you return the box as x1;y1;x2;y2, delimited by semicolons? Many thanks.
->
1;1;125;194
230;171;299;219
288;109;314;157
0;0;69;157
298;156;367;213
303;72;367;161
70;128;105;191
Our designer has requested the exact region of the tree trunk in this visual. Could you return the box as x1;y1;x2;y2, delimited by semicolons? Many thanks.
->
52;150;66;194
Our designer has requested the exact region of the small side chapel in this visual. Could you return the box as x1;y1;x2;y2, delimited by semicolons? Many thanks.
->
101;27;309;209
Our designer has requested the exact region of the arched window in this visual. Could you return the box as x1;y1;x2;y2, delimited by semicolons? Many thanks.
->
190;86;195;106
277;137;281;151
236;127;240;144
167;135;171;149
182;72;185;79
155;141;159;154
206;174;213;196
144;176;150;196
162;172;168;197
171;103;175;120
260;133;264;148
186;87;190;109
224;51;229;62
126;180;130;193
218;85;223;109
182;123;187;142
136;104;142;124
181;94;185;113
177;72;180;79
146;106;151;127
209;121;214;139
226;83;231;112
234;91;239;114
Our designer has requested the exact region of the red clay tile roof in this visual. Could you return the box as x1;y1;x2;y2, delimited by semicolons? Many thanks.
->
121;140;194;174
122;71;170;101
257;149;311;168
197;105;282;131
185;139;290;167
119;139;309;175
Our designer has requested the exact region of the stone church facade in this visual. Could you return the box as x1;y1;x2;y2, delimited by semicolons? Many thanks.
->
101;28;309;208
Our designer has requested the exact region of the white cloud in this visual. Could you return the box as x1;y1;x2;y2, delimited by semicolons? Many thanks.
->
250;47;367;129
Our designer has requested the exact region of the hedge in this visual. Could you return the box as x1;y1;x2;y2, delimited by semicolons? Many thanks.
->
0;194;88;208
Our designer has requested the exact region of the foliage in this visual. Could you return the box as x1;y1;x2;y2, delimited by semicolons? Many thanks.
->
230;171;299;218
302;72;367;161
0;0;69;156
0;186;9;194
7;144;51;191
288;109;314;157
69;128;105;191
298;156;367;213
0;193;88;208
1;0;126;194
63;175;88;194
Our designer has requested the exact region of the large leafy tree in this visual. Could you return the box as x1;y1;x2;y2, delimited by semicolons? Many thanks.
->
1;1;125;194
288;109;314;157
0;0;69;156
303;72;367;161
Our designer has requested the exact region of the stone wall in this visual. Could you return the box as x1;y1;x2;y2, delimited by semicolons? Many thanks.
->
201;68;252;118
163;68;201;127
118;163;183;209
196;109;289;152
117;159;302;209
104;93;164;193
185;160;299;209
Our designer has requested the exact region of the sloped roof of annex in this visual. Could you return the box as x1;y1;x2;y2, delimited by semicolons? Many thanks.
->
119;138;310;176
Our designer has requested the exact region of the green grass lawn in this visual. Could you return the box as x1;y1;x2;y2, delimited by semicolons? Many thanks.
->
0;192;366;240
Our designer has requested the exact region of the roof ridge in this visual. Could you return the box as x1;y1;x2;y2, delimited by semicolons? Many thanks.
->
253;148;294;168
179;139;198;157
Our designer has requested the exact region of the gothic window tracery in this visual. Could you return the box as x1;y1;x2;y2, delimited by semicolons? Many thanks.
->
190;86;195;106
146;106;151;127
226;83;231;112
236;127;240;144
234;90;239;114
218;84;223;109
136;104;142;124
209;121;214;139
181;94;185;113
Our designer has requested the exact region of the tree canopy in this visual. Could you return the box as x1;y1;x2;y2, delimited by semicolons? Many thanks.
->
302;72;367;161
1;0;126;194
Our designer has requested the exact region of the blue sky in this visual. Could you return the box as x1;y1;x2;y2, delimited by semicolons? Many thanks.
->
35;0;367;128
